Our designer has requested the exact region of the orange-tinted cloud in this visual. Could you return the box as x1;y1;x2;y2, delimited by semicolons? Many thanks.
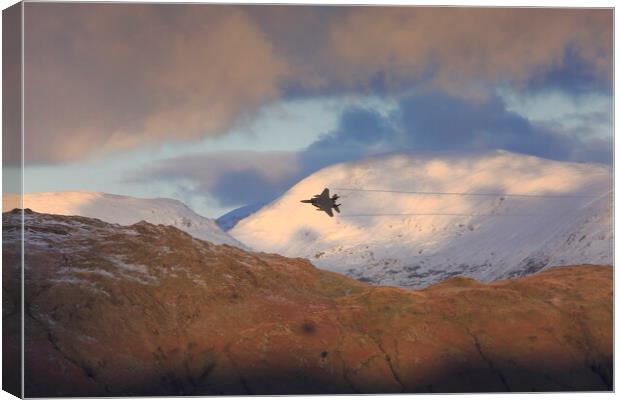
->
323;8;612;94
24;4;289;164
21;5;612;164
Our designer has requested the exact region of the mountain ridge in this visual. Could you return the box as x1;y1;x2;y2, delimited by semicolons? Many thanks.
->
230;150;612;287
2;191;243;247
3;209;612;395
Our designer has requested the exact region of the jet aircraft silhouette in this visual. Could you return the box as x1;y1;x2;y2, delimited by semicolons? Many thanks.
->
300;188;341;217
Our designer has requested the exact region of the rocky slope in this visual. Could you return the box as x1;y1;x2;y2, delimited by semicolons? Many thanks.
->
3;210;612;396
230;151;612;287
2;191;243;247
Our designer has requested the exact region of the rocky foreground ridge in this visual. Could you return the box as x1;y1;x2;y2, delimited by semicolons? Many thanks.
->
3;209;613;396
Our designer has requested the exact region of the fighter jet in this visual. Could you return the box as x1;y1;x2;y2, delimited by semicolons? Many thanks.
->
300;188;341;217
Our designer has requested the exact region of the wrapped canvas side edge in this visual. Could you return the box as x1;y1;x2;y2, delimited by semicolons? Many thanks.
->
2;2;23;398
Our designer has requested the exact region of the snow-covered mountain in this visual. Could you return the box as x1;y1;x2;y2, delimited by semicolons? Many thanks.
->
2;191;244;247
216;202;266;231
230;151;612;288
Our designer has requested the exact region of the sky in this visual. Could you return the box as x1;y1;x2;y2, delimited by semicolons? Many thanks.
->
11;4;613;217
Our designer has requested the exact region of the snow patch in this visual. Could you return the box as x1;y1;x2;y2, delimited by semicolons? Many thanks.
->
4;191;244;247
231;151;612;288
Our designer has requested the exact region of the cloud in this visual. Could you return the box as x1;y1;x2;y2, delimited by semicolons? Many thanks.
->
396;92;576;160
3;4;21;167
128;88;611;211
300;90;612;177
126;151;301;207
301;107;397;164
24;4;289;164
499;88;613;155
323;8;612;95
23;5;612;165
307;91;610;163
528;44;613;95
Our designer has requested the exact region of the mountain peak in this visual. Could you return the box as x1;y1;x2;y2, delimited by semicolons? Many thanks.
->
3;191;243;247
230;151;612;288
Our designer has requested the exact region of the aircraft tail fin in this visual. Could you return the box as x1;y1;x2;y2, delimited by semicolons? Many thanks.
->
334;205;341;213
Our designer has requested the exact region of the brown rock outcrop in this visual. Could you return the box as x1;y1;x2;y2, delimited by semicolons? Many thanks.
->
2;209;613;396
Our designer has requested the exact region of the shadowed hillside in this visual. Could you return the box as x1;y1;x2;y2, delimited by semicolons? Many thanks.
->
2;209;612;396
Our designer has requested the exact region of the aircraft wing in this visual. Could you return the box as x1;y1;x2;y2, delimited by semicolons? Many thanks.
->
323;207;334;217
320;188;329;199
